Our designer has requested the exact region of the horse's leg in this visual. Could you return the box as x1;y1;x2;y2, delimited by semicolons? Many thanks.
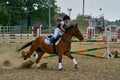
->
35;48;44;68
24;43;38;60
64;52;78;69
58;53;63;70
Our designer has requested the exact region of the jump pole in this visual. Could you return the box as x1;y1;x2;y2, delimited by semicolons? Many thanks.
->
71;47;107;53
42;47;106;59
71;39;106;42
42;51;106;59
72;26;113;58
18;46;107;59
70;51;106;58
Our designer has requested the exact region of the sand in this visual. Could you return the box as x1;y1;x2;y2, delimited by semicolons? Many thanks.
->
0;42;120;80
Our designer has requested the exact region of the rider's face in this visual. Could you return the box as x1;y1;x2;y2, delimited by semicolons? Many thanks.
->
65;19;70;23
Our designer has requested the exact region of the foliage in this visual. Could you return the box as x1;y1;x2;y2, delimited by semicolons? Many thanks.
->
0;0;58;26
71;14;89;27
115;20;120;25
110;20;120;26
0;2;10;25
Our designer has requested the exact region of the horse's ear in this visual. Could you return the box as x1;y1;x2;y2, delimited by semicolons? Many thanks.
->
69;24;74;28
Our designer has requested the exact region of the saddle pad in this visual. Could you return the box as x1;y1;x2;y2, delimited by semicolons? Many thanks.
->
44;38;61;45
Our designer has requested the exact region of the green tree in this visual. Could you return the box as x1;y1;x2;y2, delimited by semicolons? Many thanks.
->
0;0;58;26
0;0;26;25
0;2;10;25
71;14;89;27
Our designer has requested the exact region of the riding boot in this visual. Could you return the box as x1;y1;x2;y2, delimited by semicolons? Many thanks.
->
53;37;57;43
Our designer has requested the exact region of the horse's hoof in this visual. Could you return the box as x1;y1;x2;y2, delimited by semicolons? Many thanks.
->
75;64;78;69
37;66;40;69
36;63;40;69
59;68;62;71
22;60;26;63
21;60;34;68
24;57;26;61
37;63;47;69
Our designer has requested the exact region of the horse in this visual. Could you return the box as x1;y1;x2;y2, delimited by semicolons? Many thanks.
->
18;24;84;70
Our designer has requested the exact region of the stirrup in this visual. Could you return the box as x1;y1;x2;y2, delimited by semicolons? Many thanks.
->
48;35;52;38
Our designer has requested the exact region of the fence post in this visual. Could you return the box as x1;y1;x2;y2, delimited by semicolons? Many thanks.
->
104;26;113;58
117;27;120;43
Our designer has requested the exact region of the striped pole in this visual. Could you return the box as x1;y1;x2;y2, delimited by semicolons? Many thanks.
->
70;51;105;58
71;39;106;42
42;54;58;58
42;52;105;59
18;47;106;59
42;47;107;58
78;53;105;58
71;47;107;53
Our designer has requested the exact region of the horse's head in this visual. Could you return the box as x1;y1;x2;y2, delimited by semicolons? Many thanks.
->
65;24;84;40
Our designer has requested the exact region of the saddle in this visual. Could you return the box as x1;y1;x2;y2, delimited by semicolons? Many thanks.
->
47;35;62;54
44;34;62;46
48;35;62;43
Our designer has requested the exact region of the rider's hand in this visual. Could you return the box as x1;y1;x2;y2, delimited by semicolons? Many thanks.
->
62;29;65;32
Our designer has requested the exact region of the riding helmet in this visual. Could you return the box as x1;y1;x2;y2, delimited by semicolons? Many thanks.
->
63;15;71;20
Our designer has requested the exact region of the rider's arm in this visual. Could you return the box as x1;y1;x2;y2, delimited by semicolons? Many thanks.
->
60;24;65;32
60;21;65;32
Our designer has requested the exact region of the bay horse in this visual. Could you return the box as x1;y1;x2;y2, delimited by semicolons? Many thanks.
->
18;24;84;70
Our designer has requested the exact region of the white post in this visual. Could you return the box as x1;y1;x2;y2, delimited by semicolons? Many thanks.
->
117;27;120;43
40;25;41;36
104;26;113;58
32;26;35;40
37;27;40;37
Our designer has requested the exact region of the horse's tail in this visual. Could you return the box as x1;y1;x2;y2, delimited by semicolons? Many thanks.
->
18;40;34;52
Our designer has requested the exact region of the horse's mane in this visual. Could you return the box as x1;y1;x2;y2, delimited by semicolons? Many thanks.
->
65;24;78;32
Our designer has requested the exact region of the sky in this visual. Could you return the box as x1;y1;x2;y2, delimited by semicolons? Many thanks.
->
56;0;120;21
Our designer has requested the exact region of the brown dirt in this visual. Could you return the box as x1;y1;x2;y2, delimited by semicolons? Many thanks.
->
0;42;120;80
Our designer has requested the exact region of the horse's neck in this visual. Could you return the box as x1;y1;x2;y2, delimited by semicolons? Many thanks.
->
62;31;72;42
